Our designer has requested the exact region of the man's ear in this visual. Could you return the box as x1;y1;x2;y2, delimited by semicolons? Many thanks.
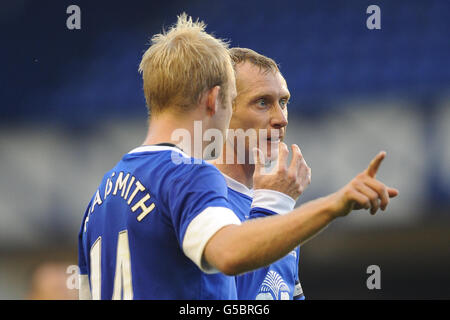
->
205;85;221;116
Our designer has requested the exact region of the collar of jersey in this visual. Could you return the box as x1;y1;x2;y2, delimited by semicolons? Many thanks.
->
221;173;254;198
128;145;190;158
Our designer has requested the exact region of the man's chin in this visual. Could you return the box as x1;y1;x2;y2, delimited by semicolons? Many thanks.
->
251;144;278;165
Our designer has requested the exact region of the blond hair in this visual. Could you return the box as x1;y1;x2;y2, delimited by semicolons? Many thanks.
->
229;47;280;74
139;13;233;115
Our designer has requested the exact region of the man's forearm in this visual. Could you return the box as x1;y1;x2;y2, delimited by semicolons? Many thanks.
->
205;151;398;276
204;194;338;275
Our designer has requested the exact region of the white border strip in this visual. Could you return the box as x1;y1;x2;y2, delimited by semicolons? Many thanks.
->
79;274;92;300
182;207;241;274
222;173;254;198
128;145;190;158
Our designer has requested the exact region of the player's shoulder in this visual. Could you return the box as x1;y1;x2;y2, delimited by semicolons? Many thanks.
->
125;145;225;184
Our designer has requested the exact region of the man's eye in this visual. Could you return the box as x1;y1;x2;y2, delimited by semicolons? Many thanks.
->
280;99;288;108
257;99;267;107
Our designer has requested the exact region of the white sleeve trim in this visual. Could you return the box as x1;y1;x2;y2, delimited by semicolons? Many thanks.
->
78;274;92;300
182;207;241;274
251;189;296;215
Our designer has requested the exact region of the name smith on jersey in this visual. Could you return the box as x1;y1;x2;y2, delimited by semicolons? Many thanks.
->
84;171;155;232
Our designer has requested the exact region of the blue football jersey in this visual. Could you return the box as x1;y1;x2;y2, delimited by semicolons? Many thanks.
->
222;174;305;300
78;145;241;300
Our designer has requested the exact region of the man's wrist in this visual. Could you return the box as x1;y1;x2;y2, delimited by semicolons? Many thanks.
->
321;193;343;220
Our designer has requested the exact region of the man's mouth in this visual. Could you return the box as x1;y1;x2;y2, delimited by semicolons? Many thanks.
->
266;134;284;142
267;137;280;142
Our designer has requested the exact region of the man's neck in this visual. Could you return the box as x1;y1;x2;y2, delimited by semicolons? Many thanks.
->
212;142;255;189
214;162;254;189
142;112;205;158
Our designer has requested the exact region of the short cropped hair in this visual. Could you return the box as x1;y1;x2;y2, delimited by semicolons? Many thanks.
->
229;47;280;74
139;13;233;115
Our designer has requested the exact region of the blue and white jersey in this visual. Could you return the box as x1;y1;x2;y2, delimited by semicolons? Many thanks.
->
78;145;241;300
222;175;305;300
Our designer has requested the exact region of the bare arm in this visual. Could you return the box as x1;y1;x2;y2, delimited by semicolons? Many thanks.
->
204;194;335;275
204;146;398;275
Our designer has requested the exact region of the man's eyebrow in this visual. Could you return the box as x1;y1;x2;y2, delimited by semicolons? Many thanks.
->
281;92;290;99
248;91;290;101
249;93;274;102
280;86;291;98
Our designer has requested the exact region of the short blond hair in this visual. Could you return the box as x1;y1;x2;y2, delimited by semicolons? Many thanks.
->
139;13;233;115
229;47;280;74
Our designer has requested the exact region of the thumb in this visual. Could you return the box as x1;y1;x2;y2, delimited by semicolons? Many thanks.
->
388;187;399;198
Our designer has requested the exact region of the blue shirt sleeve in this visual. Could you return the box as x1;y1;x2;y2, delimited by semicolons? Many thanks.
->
164;162;233;248
78;202;92;276
248;206;278;219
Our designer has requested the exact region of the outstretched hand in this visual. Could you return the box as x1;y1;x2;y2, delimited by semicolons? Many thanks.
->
331;151;399;217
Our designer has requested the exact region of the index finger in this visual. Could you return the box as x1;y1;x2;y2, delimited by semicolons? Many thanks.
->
288;144;303;174
277;142;289;172
366;151;386;178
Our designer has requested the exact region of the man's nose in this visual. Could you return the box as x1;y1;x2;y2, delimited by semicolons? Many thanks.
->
271;105;288;129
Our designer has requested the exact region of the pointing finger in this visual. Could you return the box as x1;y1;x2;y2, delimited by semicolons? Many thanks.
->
366;151;386;178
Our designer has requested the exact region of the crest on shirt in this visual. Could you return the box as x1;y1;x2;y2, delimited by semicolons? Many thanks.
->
255;270;290;300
